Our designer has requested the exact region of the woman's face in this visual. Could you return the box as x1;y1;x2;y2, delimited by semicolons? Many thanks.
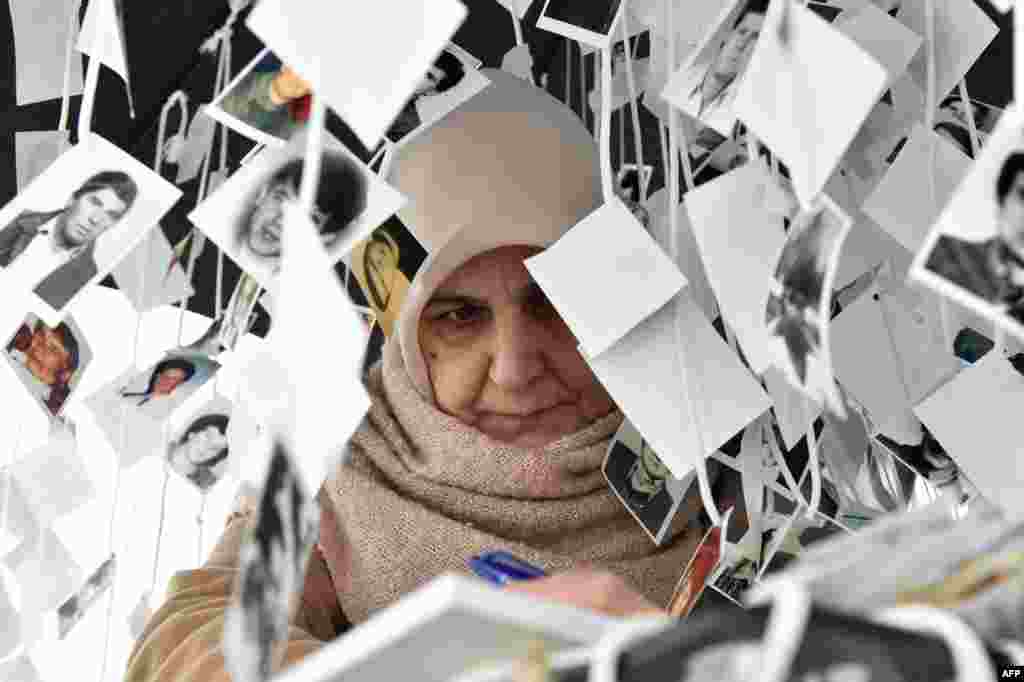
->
419;246;617;449
153;367;188;396
367;241;396;271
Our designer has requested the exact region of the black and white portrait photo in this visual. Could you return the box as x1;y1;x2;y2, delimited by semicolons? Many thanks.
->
537;0;626;49
57;554;116;640
385;44;490;145
223;439;320;682
188;131;406;292
615;164;652;230
3;312;91;419
765;196;851;416
167;405;232;492
0;134;181;324
661;0;768;136
603;418;695;544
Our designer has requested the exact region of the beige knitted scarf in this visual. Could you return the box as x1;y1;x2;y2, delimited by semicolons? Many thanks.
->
320;336;709;625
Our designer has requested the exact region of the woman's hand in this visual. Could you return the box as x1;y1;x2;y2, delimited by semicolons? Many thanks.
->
504;568;665;618
270;66;312;104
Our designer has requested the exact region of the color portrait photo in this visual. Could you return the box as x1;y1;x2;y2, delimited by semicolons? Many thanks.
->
0;134;181;326
2;312;92;420
913;106;1024;345
188;131;406;292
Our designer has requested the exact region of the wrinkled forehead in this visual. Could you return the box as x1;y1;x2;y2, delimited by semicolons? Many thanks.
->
432;245;544;296
77;187;127;212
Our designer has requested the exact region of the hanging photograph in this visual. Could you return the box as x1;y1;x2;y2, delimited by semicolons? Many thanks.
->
166;396;234;492
3;312;92;420
218;273;264;352
188;130;407;292
614;164;653;229
764;194;853;417
757;503;849;576
603;417;699;545
536;0;626;49
385;43;490;146
911;106;1024;345
0;134;181;326
115;350;220;421
874;427;971;506
660;0;768;137
57;554;116;640
223;438;320;682
668;524;723;618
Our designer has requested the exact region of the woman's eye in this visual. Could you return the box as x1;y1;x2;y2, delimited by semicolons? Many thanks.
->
439;306;484;324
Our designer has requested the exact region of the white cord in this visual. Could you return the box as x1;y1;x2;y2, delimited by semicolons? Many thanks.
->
58;0;84;153
588;616;674;682
748;579;813;682
599;43;615;201
872;606;996;682
619;8;648;203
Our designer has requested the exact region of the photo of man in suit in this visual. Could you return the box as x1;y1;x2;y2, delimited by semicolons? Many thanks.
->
385;50;467;143
5;316;82;416
218;52;313;142
924;151;1024;327
687;0;768;122
236;154;367;275
0;171;138;311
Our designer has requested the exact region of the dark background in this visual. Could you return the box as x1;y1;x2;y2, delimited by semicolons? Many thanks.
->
0;0;1013;335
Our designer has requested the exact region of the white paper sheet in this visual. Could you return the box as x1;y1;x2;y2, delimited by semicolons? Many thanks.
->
525;198;687;359
176;107;219;185
76;0;130;87
685;161;787;374
586;291;771;481
732;0;887;206
914;352;1024;518
111;228;194;313
646;188;718;321
833;3;922;87
863;124;972;253
188;130;406;294
536;0;628;50
15;131;69;192
877;278;960;405
9;431;95;529
763;365;821;451
12;0;84;105
266;204;372;492
896;0;998;110
0;655;43;682
6;527;82;614
831;286;920;443
246;0;467;148
0;472;41;559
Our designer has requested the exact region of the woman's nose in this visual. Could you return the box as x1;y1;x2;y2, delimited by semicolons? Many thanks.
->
489;311;546;390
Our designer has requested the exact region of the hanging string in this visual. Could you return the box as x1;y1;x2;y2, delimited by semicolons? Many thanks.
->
956;80;982;157
196;493;208;567
580;47;589;133
619;7;649;203
75;0;108;143
564;37;572;110
148;459;172;597
666;0;719;527
510;7;524;46
58;0;84;153
97;90;183;682
598;44;615;201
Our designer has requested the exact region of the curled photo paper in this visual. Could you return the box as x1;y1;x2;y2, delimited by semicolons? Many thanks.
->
764;194;853;417
0;133;181;327
910;105;1024;346
57;554;116;640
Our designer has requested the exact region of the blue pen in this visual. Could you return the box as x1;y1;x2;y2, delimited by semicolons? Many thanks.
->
469;550;547;586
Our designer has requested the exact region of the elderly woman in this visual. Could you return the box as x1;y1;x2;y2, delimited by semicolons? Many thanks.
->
124;69;717;682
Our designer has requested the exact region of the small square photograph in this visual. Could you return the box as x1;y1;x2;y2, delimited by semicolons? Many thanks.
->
668;524;723;618
911;106;1024;345
207;48;314;147
765;195;853;417
188;130;407;292
114;349;221;421
57;554;116;640
660;0;769;137
347;216;427;339
0;134;181;325
166;396;234;492
224;439;320;682
3;312;92;419
603;417;698;545
537;0;626;49
384;44;491;145
708;545;761;606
